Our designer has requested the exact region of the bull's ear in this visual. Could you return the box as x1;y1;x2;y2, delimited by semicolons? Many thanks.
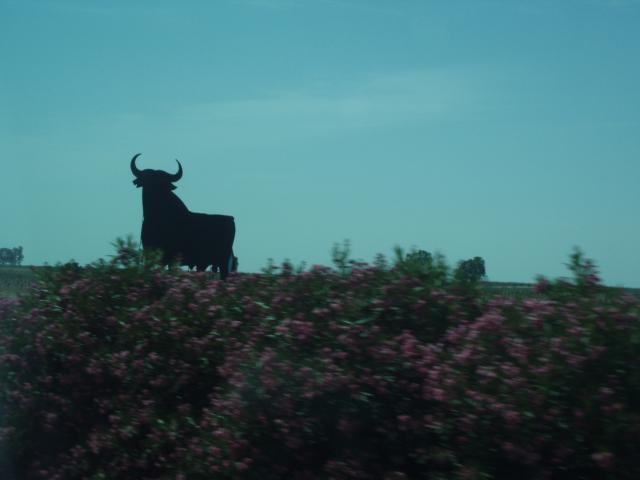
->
170;184;177;190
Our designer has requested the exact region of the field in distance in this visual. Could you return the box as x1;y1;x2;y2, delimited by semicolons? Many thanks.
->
1;265;638;300
0;266;40;298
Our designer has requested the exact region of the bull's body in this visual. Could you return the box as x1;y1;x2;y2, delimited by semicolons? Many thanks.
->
132;154;236;279
142;212;236;273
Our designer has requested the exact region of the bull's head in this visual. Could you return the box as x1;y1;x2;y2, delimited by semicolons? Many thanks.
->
130;153;183;190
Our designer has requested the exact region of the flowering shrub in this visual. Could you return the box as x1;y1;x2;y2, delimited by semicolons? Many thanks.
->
1;241;639;479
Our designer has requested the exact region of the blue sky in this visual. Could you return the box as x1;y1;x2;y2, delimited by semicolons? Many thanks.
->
1;0;639;286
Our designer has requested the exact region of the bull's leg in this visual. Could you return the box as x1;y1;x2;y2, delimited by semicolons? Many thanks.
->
219;252;233;280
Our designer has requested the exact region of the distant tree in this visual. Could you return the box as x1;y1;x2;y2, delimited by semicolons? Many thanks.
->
455;256;486;283
395;248;449;288
332;240;352;275
0;246;24;266
14;246;24;266
406;249;433;267
0;248;11;266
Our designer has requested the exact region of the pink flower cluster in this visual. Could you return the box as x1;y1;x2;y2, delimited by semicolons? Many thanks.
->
1;245;639;479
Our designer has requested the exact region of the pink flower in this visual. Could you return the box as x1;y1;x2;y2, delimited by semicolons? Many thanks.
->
338;417;356;433
591;451;614;470
426;387;446;402
477;312;505;331
501;442;517;455
454;347;473;364
458;414;477;433
503;410;521;427
566;354;587;367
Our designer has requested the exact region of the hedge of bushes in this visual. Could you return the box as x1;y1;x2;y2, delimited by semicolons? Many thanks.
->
1;240;639;479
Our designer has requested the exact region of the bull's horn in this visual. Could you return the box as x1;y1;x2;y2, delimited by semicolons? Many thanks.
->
130;153;142;177
168;159;183;182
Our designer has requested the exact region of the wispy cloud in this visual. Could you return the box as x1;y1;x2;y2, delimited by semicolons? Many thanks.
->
231;0;402;15
7;0;179;16
589;0;640;6
141;67;479;148
233;0;300;9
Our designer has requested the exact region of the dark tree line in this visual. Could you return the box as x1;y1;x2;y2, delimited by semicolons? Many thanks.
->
407;249;486;283
455;256;486;283
0;246;24;266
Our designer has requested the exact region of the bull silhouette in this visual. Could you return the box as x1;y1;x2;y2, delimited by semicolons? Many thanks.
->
131;154;236;279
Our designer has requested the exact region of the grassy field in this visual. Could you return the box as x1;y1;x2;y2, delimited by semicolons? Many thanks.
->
0;266;39;298
0;267;539;299
1;265;638;300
